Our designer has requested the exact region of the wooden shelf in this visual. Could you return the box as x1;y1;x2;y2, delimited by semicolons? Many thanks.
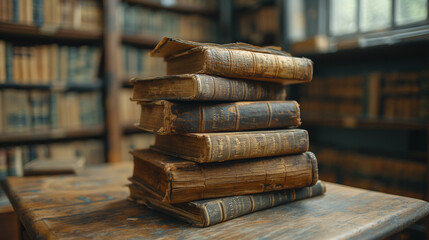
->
0;22;102;42
122;34;160;47
122;0;218;16
0;82;103;91
302;115;428;131
293;35;429;62
0;126;105;145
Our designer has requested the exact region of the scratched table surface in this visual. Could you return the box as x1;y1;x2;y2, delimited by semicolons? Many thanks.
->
2;162;429;240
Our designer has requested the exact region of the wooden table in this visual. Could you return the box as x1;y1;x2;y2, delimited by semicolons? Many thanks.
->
2;162;429;240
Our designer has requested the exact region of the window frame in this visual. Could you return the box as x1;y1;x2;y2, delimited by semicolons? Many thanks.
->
327;0;429;39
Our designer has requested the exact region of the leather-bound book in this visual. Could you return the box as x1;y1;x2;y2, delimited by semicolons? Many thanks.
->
150;37;313;84
130;74;286;101
137;100;301;135
130;149;318;203
128;181;326;227
151;129;309;163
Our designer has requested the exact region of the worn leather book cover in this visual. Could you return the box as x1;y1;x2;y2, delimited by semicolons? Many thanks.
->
137;100;301;135
152;129;309;163
128;181;326;227
130;149;318;203
130;74;286;101
150;37;313;84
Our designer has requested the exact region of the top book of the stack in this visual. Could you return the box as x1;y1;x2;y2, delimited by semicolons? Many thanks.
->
150;37;313;84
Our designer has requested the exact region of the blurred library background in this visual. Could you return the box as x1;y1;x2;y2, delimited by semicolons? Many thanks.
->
0;0;428;225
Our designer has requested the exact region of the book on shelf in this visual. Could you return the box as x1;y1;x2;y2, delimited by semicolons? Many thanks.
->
238;5;279;45
130;74;286;101
130;149;318;203
0;89;103;133
0;40;101;86
117;45;166;79
150;37;313;83
137;100;301;135
120;89;141;127
151;129;309;163
119;3;218;42
121;133;155;162
314;146;426;199
300;71;429;121
129;180;326;227
2;0;102;31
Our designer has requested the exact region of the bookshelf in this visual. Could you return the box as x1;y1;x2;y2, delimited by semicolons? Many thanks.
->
266;0;429;206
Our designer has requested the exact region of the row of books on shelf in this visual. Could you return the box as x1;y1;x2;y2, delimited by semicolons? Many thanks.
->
120;89;140;126
300;71;429;120
119;3;218;42
0;140;105;178
314;146;426;200
0;0;102;31
121;133;154;162
117;45;166;79
0;90;103;133
238;6;279;44
0;41;101;85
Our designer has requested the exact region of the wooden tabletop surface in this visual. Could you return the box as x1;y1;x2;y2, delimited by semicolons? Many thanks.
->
2;162;429;240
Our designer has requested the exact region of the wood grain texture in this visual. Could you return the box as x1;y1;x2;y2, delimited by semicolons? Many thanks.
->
138;100;301;135
3;163;429;240
131;149;318;203
152;129;309;163
130;74;287;101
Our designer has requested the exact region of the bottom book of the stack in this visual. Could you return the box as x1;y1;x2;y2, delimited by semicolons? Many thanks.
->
128;181;326;227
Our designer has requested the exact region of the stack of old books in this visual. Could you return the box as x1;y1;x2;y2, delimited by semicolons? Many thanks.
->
128;37;325;227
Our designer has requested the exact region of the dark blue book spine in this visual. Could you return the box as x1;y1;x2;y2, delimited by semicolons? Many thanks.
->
33;0;44;26
5;42;13;83
12;0;19;22
0;150;7;179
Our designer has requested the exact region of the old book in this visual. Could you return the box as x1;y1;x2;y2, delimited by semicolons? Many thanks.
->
150;37;313;84
152;129;309;163
131;149;318;203
138;100;301;135
129;180;326;227
130;74;286;101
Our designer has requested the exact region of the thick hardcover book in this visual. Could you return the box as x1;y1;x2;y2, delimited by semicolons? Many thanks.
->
130;149;318;203
129;181;326;227
130;74;287;101
138;100;301;135
152;129;309;163
150;37;313;84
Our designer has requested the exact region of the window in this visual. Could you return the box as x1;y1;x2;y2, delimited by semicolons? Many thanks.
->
329;0;428;36
360;0;392;32
395;0;428;25
330;0;358;36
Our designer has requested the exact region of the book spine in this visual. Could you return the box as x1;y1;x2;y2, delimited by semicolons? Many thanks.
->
168;151;318;203
195;74;287;101
203;47;313;82
5;42;13;83
153;129;309;163
200;181;326;227
12;0;19;22
165;101;301;134
207;129;309;162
